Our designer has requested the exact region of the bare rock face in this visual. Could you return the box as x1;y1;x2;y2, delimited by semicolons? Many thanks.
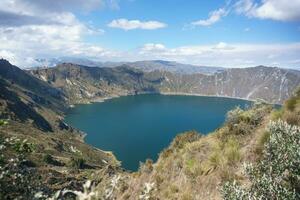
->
29;62;300;104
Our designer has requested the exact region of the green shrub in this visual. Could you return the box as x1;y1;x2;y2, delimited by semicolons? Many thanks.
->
160;148;173;159
69;156;86;169
43;154;52;163
0;119;8;126
42;153;63;166
12;139;35;154
229;121;252;135
226;104;270;133
221;120;300;200
171;131;201;150
139;159;153;173
226;107;244;125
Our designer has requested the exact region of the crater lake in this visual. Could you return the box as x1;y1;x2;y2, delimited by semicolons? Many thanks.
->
64;94;251;171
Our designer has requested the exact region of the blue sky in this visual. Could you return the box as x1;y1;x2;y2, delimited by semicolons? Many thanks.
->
79;0;299;49
0;0;300;68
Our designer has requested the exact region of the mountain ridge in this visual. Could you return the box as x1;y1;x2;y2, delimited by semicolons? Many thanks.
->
28;62;300;104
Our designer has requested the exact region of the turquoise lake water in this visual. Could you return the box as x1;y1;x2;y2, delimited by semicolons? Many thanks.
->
64;94;251;171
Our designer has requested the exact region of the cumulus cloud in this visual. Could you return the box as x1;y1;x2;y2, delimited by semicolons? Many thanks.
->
0;0;112;67
212;42;235;50
140;43;166;52
235;0;300;21
108;19;167;30
1;0;114;14
191;8;228;26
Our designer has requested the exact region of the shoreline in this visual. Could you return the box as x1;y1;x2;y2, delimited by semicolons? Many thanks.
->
159;92;255;102
70;91;275;106
68;91;282;108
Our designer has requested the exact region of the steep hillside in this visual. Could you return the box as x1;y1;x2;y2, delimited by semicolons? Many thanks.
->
30;63;300;104
0;60;120;199
155;66;300;104
30;63;161;104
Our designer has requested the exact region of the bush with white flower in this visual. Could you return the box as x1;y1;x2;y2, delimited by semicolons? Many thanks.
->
221;120;300;199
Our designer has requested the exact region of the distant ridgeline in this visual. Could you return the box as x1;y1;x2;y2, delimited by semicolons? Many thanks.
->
29;61;300;104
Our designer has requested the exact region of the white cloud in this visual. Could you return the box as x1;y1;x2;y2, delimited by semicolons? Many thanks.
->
0;0;116;14
235;0;300;21
2;40;300;69
108;19;167;30
244;27;251;32
135;42;300;69
191;8;227;26
140;43;166;52
0;0;112;67
212;42;235;50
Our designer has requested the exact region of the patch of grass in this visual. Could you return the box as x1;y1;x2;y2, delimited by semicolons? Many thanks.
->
181;192;193;200
154;174;164;186
170;185;179;193
271;109;284;120
255;131;270;157
284;111;300;126
285;97;297;111
209;152;222;168
224;137;241;165
184;157;203;178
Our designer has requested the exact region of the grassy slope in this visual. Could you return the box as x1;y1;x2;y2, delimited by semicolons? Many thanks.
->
94;91;299;200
